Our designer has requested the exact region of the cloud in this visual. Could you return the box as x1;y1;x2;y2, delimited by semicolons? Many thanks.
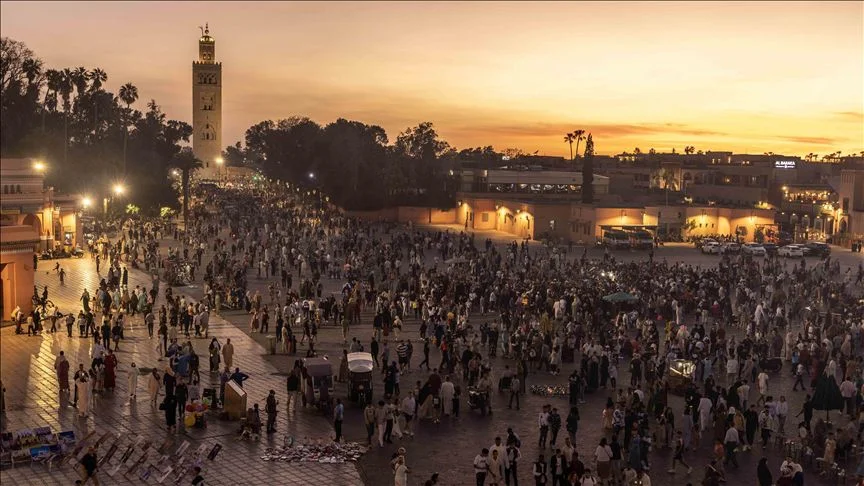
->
449;122;727;139
779;135;837;145
834;111;863;121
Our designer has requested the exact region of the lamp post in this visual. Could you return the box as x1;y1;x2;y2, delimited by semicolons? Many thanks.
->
104;184;125;216
215;157;224;184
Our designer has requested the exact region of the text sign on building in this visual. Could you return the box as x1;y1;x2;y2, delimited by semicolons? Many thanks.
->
774;160;796;169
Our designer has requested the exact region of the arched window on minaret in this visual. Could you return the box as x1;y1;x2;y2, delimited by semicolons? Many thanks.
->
202;123;216;141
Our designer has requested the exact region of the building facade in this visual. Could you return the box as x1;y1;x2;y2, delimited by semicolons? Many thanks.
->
0;158;82;320
192;23;222;180
837;164;864;245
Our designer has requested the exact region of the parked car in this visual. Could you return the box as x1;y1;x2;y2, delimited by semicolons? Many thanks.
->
778;244;805;258
720;242;741;254
762;243;778;255
803;242;831;257
701;241;721;254
742;243;766;256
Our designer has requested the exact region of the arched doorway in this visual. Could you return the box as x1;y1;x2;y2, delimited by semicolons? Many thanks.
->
21;213;41;234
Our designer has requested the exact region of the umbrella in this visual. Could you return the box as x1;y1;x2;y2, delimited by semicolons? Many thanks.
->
811;373;844;422
602;292;639;303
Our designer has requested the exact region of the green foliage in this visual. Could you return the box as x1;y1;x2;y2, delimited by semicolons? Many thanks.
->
125;203;140;215
0;37;191;215
160;206;176;218
235;118;456;210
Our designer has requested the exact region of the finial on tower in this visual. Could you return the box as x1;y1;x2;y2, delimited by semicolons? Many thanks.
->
205;23;209;36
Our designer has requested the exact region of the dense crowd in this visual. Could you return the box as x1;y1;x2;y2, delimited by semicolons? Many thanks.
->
16;177;864;486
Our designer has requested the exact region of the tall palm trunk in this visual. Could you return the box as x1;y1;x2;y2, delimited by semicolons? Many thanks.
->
63;112;69;164
568;141;573;161
575;138;582;159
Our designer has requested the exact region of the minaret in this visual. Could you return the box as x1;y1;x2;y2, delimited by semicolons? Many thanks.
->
192;23;222;180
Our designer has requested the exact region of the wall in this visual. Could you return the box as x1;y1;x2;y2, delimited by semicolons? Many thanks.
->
0;225;39;320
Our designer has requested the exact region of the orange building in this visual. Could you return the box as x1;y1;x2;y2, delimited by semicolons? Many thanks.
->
1;158;83;320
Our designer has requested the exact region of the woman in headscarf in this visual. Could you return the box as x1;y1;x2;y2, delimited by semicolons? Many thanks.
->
54;351;70;393
103;349;118;391
148;368;162;407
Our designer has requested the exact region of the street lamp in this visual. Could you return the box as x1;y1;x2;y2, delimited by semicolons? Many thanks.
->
113;184;125;195
33;160;46;172
81;197;92;209
308;172;315;180
215;157;225;183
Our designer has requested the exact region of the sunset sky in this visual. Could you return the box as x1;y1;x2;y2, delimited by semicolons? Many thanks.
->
1;1;862;157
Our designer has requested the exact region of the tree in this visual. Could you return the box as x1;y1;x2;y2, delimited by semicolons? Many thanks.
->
573;129;586;159
58;68;74;164
564;132;576;161
118;82;139;174
169;148;203;223
88;68;107;92
633;147;642;155
652;168;678;206
581;133;594;204
684;145;695;155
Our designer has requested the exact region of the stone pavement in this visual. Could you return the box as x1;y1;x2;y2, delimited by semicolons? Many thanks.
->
168;228;864;486
0;257;364;485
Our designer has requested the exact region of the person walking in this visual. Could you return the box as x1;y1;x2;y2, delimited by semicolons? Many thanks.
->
55;351;70;393
222;338;234;370
548;408;562;448
265;390;278;433
509;375;521;410
667;430;693;474
757;457;773;486
163;393;178;433
334;398;344;442
504;440;521;486
79;446;100;485
474;448;490;486
593;437;612;482
538;405;550;449
75;373;91;418
533;454;548;486
364;402;377;446
148;368;162;407
127;362;138;400
724;422;740;468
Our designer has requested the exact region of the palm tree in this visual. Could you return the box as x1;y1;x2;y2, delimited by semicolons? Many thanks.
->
88;68;107;92
573;129;586;159
170;149;203;223
564;132;576;161
118;82;139;174
653;168;678;206
633;147;642;155
58;68;74;164
88;69;108;136
684;146;695;155
42;68;60;133
71;67;89;98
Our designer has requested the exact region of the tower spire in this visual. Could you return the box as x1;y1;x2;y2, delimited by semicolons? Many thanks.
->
205;22;209;36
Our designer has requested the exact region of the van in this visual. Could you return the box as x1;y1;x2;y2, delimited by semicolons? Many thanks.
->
602;230;630;249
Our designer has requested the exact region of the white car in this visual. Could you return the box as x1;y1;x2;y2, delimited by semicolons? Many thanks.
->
778;245;805;258
720;242;741;254
742;243;766;256
701;241;721;254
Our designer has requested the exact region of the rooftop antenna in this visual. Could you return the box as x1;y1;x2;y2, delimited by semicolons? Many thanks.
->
198;25;204;37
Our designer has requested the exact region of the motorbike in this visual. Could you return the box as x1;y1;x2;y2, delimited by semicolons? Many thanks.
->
467;387;490;415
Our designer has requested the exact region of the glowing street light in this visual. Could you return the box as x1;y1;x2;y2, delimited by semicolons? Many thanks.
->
308;172;315;180
215;157;224;165
113;184;125;195
33;160;46;172
81;197;93;208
